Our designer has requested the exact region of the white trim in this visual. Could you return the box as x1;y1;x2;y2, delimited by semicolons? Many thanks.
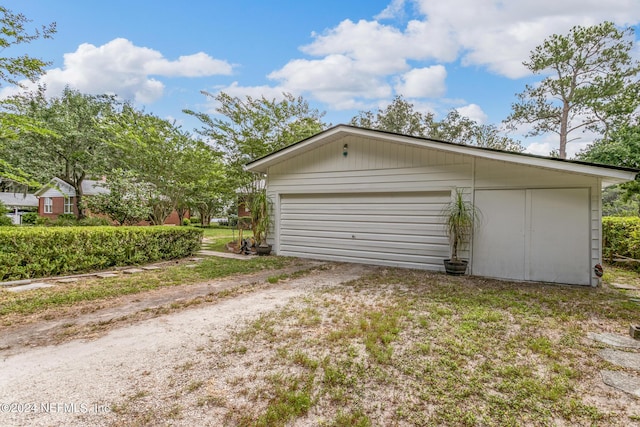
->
246;125;637;186
44;197;53;214
64;196;72;214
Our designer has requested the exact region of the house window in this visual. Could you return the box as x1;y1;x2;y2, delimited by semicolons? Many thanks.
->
44;197;53;214
64;197;72;214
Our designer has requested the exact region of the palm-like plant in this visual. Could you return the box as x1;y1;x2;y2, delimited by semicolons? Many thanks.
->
250;189;272;246
443;188;480;263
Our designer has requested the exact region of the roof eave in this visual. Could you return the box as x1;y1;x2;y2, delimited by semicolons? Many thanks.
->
244;125;638;184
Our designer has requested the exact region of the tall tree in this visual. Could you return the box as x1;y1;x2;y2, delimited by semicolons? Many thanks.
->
3;87;121;218
579;123;640;214
350;95;435;136
185;92;326;195
0;6;56;188
0;6;56;88
351;97;523;152
505;21;640;159
107;106;225;225
434;110;524;152
84;169;152;226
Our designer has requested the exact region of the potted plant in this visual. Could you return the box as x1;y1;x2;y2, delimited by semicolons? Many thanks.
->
443;188;480;275
251;189;273;256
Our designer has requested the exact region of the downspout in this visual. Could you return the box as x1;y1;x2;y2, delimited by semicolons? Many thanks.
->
470;157;476;273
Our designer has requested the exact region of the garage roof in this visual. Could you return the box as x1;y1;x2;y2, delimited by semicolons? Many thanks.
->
246;125;638;187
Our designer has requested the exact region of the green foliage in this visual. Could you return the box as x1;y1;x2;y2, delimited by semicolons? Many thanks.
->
505;22;640;159
0;201;12;226
351;96;524;152
185;91;326;197
351;95;434;136
443;188;480;261
3;87;122;218
251;190;272;244
49;214;77;227
0;226;203;280
85;169;151;225
602;216;640;264
77;216;111;227
20;212;38;225
600;186;640;217
579;124;640;208
34;216;50;226
182;218;190;226
0;6;56;87
107;107;224;225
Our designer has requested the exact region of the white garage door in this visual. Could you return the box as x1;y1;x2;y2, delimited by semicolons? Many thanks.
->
473;188;591;285
279;192;450;270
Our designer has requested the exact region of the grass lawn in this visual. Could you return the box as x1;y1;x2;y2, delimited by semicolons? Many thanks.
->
217;264;640;426
0;252;293;322
199;225;253;252
0;226;269;323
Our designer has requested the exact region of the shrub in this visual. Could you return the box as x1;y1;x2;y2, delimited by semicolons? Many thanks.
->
21;212;39;225
602;216;640;264
35;216;50;226
0;215;13;227
78;217;112;227
50;215;78;227
182;218;191;226
0;226;204;280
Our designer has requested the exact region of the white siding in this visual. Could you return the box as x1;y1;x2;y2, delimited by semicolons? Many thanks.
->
264;135;604;286
267;136;473;257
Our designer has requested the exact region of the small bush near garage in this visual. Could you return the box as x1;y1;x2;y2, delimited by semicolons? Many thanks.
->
602;216;640;264
0;226;203;280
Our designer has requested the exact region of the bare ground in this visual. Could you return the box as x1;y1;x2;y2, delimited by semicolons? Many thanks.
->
1;262;640;426
0;261;368;427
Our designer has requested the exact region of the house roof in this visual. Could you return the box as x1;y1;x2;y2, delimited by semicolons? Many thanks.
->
0;192;38;207
245;125;638;187
34;177;109;197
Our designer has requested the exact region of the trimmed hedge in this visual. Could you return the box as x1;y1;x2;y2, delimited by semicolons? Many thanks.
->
0;226;203;281
602;216;640;263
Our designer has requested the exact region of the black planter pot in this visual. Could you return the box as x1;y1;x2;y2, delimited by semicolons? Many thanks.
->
256;244;272;256
443;259;468;276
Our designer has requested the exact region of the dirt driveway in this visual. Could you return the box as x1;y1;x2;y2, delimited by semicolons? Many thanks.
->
0;261;369;427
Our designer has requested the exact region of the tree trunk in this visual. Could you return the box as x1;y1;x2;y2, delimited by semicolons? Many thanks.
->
176;205;188;225
559;101;570;159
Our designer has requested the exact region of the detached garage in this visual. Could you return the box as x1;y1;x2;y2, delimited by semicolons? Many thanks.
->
246;125;637;286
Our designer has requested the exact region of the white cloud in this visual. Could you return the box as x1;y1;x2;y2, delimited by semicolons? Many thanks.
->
375;0;407;20
456;104;488;124
268;54;392;109
395;65;447;98
258;0;640;113
1;38;233;104
523;134;593;158
412;0;640;78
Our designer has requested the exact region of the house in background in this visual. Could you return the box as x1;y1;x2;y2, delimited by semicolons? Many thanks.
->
34;177;187;225
246;125;638;286
0;192;38;224
35;177;108;220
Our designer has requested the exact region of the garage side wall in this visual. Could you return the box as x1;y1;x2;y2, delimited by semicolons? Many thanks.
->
473;158;602;286
266;135;473;269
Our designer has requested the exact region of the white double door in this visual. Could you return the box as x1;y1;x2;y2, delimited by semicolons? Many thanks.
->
472;188;591;285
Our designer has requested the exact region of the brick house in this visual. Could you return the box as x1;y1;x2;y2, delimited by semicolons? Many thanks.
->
35;177;187;225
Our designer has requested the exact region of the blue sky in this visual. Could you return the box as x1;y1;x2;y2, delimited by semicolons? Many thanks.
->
4;0;640;157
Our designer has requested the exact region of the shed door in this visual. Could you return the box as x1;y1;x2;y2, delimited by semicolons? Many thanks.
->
279;192;449;270
472;188;591;285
